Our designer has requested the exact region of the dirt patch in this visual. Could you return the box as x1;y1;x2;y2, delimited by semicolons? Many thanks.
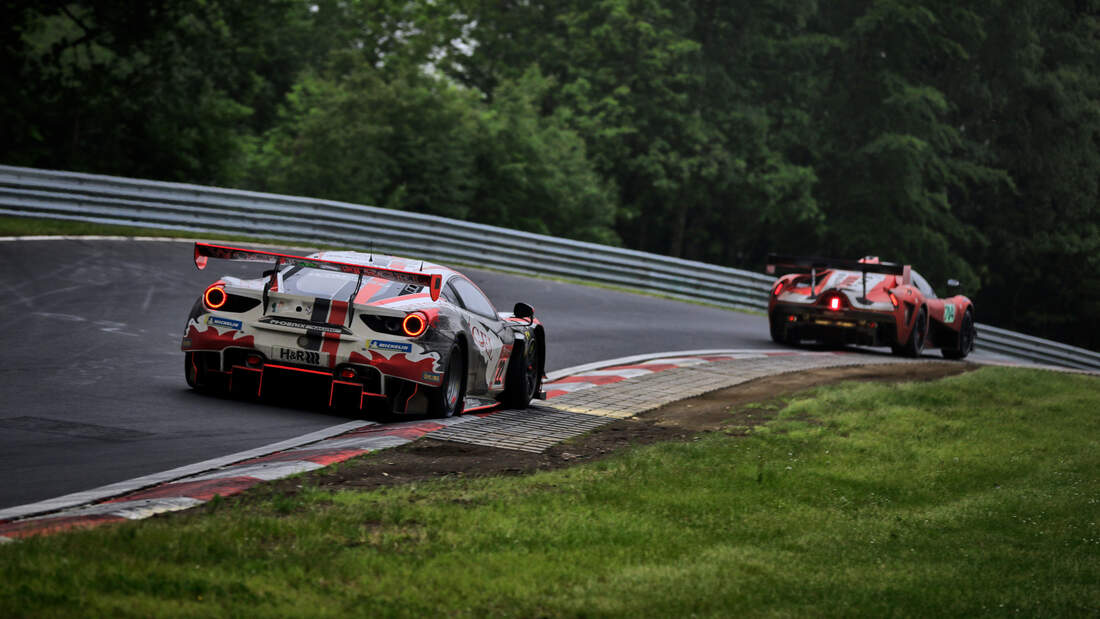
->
239;361;975;500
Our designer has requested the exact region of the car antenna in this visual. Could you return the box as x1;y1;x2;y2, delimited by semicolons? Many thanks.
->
369;241;373;263
419;260;424;271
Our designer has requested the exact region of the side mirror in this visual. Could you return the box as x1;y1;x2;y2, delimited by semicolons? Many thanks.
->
513;302;534;320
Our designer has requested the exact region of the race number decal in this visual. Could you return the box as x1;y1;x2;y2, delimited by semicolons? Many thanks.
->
943;303;956;323
491;358;508;388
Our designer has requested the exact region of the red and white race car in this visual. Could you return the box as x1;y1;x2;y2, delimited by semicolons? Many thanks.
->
766;254;976;359
182;243;545;417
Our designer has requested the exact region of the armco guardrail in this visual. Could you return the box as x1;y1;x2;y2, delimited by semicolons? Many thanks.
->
2;164;1098;372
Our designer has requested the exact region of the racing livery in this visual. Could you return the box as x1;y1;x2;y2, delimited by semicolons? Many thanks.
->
766;254;976;359
182;242;546;417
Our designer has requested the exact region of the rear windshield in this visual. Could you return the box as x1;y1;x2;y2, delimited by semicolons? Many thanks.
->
279;267;424;301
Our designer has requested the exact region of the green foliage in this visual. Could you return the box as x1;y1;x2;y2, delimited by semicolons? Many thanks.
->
247;68;480;220
471;67;619;244
2;0;1099;347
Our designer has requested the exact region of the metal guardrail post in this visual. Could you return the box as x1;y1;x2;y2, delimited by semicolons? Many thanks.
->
2;164;1098;371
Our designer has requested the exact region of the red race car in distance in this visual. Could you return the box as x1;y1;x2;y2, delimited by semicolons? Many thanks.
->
766;254;976;359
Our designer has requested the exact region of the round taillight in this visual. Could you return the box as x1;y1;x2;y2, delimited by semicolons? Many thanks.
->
401;312;428;337
246;354;263;367
204;284;227;310
339;367;357;379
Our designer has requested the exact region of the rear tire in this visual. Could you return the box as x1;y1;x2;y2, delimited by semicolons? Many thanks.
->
500;335;543;409
942;310;976;360
769;314;796;345
427;343;466;418
897;306;928;357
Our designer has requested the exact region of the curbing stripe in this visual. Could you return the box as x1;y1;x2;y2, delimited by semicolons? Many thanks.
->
183;460;326;483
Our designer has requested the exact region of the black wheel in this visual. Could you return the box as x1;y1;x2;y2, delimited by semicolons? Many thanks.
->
500;335;543;409
769;313;797;346
897;306;928;357
942;310;976;360
427;343;466;418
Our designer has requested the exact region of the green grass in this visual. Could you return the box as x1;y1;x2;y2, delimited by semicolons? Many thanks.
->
0;215;303;247
1;366;1096;617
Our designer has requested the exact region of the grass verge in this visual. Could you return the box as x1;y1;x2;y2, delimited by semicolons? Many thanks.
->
2;367;1098;616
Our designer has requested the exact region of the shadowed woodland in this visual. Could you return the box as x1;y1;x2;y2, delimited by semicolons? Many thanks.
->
3;1;1098;349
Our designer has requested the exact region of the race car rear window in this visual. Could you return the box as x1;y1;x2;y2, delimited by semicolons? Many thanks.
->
281;267;358;298
280;267;425;302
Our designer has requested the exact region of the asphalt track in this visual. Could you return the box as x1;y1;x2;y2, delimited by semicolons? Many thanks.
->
0;238;787;509
1;238;1017;511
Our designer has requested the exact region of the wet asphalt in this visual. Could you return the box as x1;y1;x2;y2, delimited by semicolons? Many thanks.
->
0;238;778;509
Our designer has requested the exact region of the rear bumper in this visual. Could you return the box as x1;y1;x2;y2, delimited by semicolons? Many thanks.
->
187;347;389;412
770;303;897;346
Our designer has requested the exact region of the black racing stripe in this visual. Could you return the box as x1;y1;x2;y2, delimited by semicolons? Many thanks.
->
311;298;331;323
301;298;332;351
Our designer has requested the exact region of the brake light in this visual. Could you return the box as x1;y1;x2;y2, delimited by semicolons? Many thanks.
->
772;281;785;297
888;292;899;308
829;296;841;311
339;367;357;379
204;284;227;310
401;312;428;337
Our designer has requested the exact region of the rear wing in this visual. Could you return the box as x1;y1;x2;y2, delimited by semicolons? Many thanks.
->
766;254;907;277
766;254;910;302
194;242;442;302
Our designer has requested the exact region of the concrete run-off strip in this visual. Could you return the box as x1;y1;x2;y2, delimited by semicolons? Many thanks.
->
2;349;1075;541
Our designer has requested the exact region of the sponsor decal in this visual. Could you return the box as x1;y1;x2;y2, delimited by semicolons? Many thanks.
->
471;325;491;351
206;316;243;330
369;339;413;353
260;317;346;334
277;347;322;365
943;303;956;323
422;371;443;384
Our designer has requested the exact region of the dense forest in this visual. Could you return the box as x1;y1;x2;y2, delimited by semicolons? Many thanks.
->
3;1;1099;349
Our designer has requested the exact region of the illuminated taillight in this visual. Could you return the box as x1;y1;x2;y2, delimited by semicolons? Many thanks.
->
401;312;428;337
786;315;797;322
888;292;899;308
246;354;263;367
829;296;841;311
204;284;227;310
772;281;785;297
339;367;357;379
